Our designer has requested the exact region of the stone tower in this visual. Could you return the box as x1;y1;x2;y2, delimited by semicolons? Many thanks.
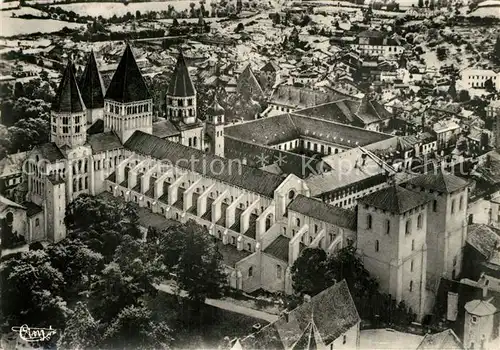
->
166;49;204;150
357;185;430;321
463;297;497;350
104;43;153;143
403;172;469;291
206;95;225;157
50;60;87;149
78;49;105;125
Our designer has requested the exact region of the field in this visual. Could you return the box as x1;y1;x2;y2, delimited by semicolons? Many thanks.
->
0;16;83;37
49;0;216;19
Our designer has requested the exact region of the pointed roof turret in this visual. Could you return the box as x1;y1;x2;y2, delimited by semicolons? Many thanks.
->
51;60;85;113
79;50;105;109
105;43;151;103
207;95;225;116
167;49;196;97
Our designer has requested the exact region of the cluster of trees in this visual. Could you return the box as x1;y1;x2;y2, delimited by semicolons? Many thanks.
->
1;194;227;348
291;246;417;326
269;12;311;27
494;36;500;64
0;77;55;156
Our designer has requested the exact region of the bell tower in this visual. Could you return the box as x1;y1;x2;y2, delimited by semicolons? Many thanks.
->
51;60;87;149
206;95;225;157
104;43;153;143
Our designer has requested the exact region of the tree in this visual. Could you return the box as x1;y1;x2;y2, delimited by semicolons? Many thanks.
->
436;46;448;61
430;0;435;10
7;117;50;153
485;78;496;93
136;10;141;19
58;302;100;350
418;0;424;7
458;89;470;102
102;305;172;350
291;248;329;296
234;22;244;33
493;36;500;64
155;221;226;305
1;250;69;330
448;78;457;100
425;0;429;7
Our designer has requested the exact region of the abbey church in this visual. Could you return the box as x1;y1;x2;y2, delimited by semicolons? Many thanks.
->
18;43;470;322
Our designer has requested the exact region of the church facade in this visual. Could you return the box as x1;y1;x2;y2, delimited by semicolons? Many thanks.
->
20;44;469;322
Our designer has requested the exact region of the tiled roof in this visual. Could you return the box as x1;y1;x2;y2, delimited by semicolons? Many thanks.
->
225;114;299;146
87;131;123;154
105;43;151;103
124;131;284;198
34;143;65;162
78;50;105;109
289;114;391;147
237;64;264;97
225;113;391;148
240;280;360;350
0;151;27;177
291;321;322;350
416;329;464;350
0;195;25;210
152;120;181;138
288;195;357;230
359;185;432;214
22;201;43;217
51;61;85;113
466;224;500;259
87;119;104;135
216;241;252;268
224;137;329;179
166;50;196;97
404;172;469;194
270;86;347;109
263;235;290;263
207;95;225;116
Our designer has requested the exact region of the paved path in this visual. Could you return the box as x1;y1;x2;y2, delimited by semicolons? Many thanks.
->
155;283;278;323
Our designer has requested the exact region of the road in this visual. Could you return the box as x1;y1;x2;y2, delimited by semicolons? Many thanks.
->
155;283;279;323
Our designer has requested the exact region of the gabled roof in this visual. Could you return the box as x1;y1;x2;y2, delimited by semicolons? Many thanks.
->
359;185;432;214
466;224;500;259
207;95;225;116
105;43;151;103
78;50;105;109
263;235;290;263
124;131;284;198
167;50;196;97
416;329;464;350
261;61;280;73
291;321;322;350
237;64;264;97
288;195;357;230
87;131;123;154
32;143;65;162
239;280;360;349
51;60;85;113
404;172;469;194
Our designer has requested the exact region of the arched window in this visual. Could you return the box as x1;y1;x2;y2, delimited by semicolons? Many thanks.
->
433;200;437;212
412;239;415;251
459;196;463;210
248;266;253;277
366;214;372;229
276;265;282;279
385;219;390;235
288;190;296;199
296;218;301;226
451;199;456;214
405;219;411;234
193;136;197;148
417;214;423;229
409;281;413;292
265;214;273;231
375;240;379;252
247;243;251;251
35;218;40;227
314;224;318;233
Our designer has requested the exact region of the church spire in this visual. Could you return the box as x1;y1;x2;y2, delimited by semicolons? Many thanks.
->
51;60;85;113
79;49;105;110
105;42;151;103
167;49;196;97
